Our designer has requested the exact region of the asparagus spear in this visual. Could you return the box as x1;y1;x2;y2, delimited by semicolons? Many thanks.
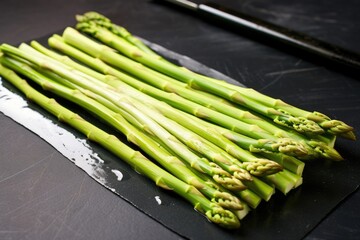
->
57;28;286;138
127;97;253;182
175;112;304;174
47;30;311;153
80;90;286;198
0;63;240;229
28;39;312;193
75;12;355;140
1;44;248;191
23;40;306;199
35;37;338;194
203;78;356;139
56;28;342;160
76;11;159;57
181;161;262;208
1;55;247;211
53;30;318;148
12;43;280;201
27;39;349;163
20;39;301;196
30;40;293;176
279;169;303;189
74;22;329;136
117;111;262;208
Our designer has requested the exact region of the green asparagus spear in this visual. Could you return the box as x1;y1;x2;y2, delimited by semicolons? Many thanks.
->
204;78;356;139
13;43;281;202
74;22;328;136
0;63;240;229
30;40;292;176
127;97;253;182
75;12;355;139
1;44;247;191
76;11;159;57
56;29;343;161
32;39;294;158
53;30;322;151
2;54;248;210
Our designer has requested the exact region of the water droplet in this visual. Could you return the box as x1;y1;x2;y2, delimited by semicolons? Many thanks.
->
111;169;124;181
155;195;162;205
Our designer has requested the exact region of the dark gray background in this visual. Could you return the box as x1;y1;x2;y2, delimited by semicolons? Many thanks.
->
1;0;359;239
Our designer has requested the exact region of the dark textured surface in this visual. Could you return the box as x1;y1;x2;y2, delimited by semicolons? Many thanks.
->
0;0;359;239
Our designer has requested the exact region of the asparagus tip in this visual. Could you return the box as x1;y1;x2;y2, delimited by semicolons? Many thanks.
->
308;111;355;138
308;141;344;161
339;131;356;141
261;138;309;157
213;191;244;210
275;111;325;135
213;174;247;191
204;206;241;229
230;166;253;182
241;159;283;177
210;162;247;191
320;119;354;136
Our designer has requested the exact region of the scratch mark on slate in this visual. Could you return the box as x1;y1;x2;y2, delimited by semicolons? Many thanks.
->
265;67;319;76
51;175;87;240
0;154;50;184
259;72;284;91
28;152;55;192
295;59;302;66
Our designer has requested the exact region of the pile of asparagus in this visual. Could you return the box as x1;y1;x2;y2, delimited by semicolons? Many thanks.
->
0;12;355;229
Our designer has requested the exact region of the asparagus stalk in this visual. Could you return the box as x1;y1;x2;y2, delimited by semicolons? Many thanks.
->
280;169;303;189
21;39;300;198
123;117;262;209
185;114;305;176
52;31;317;150
25;39;349;162
19;42;283;200
75;13;355;140
32;39;294;159
204;78;356;139
21;42;286;200
76;11;159;57
237;189;262;209
177;112;304;175
258;151;305;176
56;29;343;161
1;55;247;211
129;96;281;178
82;89;285;199
29;40;307;195
58;29;272;139
127;97;253;182
156;108;284;176
78;86;277;202
261;172;295;195
187;164;262;209
74;22;330;136
32;39;328;197
232;203;251;220
49;29;311;154
178;150;274;202
191;118;306;175
1;44;249;192
0;63;240;229
30;40;292;177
